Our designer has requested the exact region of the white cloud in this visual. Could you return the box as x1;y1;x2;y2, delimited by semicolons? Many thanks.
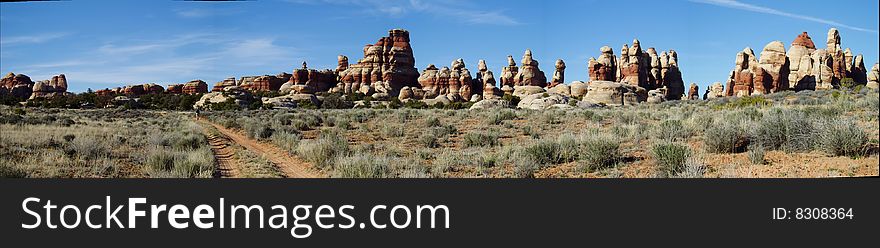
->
288;0;520;25
690;0;878;33
174;8;238;18
0;32;71;46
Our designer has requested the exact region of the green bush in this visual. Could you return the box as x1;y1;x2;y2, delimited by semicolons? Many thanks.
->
818;119;868;157
704;120;750;153
580;134;622;172
655;119;690;141
652;142;691;177
297;131;349;169
748;144;765;165
333;153;390;178
462;130;501;147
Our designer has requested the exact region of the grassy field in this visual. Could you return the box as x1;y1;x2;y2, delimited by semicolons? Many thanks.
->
2;88;878;178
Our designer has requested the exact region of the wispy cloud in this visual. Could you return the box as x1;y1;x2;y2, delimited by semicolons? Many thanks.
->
174;8;239;18
690;0;878;33
0;32;71;46
288;0;520;25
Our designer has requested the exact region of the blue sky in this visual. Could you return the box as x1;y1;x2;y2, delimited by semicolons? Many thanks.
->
1;0;878;92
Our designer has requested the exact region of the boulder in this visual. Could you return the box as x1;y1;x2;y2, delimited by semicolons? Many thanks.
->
548;84;571;96
867;63;879;90
512;85;545;98
517;93;569;110
469;99;511;110
290;84;315;94
582;81;646;106
647;88;666;103
469;94;482;102
570;81;588;98
399;86;414;101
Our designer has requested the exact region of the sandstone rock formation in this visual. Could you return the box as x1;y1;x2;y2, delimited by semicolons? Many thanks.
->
29;74;70;99
589;40;683;100
512;49;547;87
212;78;238;92
337;29;420;96
687;83;699;100
726;47;764;96
336;55;349;73
166;84;184;94
786;29;866;91
588;46;617;82
757;41;790;94
499;55;519;87
704;82;725;99
475;59;498;99
288;61;336;92
1;72;35;99
549;59;566;87
418;59;475;101
183;80;208;94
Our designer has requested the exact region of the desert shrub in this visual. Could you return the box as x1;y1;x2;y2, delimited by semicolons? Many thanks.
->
748;144;765;165
173;133;205;150
245;122;274;140
652;142;691;177
63;134;76;142
752;108;817;152
522;134;580;164
333;153;389;178
320;93;352;109
817;119;868;157
69;137;110;160
580;134;623;172
297;131;349;169
521;126;541;139
425;115;441;127
655;119;690;141
462;130;501;147
145;148;213;178
501;94;521;106
380;123;404;138
513;154;540;178
271;131;301;155
673;154;707;178
418;132;440;148
487;109;517;125
704;120;750;153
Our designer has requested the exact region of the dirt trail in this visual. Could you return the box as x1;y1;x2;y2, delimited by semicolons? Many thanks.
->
206;132;239;178
198;119;322;178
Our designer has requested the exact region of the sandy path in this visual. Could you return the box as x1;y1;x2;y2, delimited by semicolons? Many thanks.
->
206;132;239;178
198;119;322;178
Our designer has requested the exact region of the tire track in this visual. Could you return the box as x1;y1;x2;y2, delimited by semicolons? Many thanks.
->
206;132;239;178
198;119;322;178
